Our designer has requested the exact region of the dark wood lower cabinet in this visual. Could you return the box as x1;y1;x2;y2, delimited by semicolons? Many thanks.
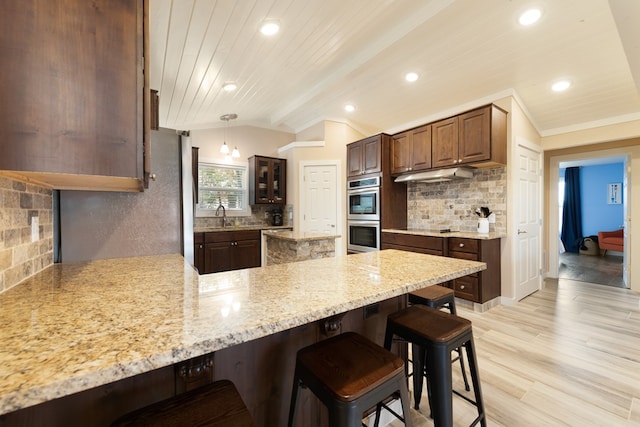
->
381;232;444;256
381;232;501;303
2;296;406;427
194;232;205;274
448;237;501;303
196;230;261;274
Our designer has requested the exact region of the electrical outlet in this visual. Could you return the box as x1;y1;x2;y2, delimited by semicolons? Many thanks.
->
264;211;269;219
488;212;496;224
31;216;39;242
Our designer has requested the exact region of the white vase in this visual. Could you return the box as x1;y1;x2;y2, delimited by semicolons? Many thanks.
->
477;218;489;234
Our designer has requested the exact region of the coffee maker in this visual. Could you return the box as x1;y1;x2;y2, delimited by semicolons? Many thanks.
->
271;208;283;226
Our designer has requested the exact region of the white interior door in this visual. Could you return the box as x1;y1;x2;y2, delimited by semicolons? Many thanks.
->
622;157;629;287
301;164;337;233
516;143;542;300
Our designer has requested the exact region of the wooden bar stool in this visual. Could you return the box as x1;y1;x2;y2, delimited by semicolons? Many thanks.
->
288;331;413;427
383;305;486;427
111;379;254;427
409;285;470;410
409;285;458;314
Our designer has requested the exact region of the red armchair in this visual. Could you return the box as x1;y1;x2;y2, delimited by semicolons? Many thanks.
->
598;229;623;255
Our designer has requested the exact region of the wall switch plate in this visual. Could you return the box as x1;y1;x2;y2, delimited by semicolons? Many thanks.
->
31;216;39;242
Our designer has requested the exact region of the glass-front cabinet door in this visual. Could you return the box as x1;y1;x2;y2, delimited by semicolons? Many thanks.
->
256;157;270;203
249;156;287;205
271;159;285;204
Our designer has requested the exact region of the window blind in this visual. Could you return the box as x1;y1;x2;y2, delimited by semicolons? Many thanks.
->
198;163;246;210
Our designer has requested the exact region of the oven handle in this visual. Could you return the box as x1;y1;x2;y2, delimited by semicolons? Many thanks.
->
347;220;380;226
348;187;379;195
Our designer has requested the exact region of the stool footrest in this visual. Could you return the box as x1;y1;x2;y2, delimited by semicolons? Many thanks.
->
377;399;405;424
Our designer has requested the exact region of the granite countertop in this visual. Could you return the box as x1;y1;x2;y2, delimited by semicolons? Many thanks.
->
262;229;341;242
194;225;292;233
383;228;505;240
0;250;485;415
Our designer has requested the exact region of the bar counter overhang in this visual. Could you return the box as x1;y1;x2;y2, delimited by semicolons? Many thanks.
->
0;250;486;424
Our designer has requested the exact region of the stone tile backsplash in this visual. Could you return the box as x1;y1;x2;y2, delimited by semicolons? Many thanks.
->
195;204;292;229
0;176;53;292
407;167;506;234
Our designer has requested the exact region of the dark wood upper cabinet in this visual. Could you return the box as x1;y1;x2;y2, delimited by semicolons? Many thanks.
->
347;135;382;177
391;124;432;175
431;117;460;168
248;156;286;205
0;0;149;192
347;134;407;230
432;105;507;169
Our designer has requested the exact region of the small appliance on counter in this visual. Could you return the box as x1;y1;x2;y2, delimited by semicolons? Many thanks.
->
475;206;492;234
271;208;283;226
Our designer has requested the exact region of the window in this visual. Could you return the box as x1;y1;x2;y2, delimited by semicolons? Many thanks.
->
197;161;249;216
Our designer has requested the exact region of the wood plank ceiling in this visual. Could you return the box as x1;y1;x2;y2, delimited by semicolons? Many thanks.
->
149;0;640;136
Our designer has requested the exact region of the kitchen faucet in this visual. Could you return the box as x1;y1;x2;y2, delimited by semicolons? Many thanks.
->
215;201;228;227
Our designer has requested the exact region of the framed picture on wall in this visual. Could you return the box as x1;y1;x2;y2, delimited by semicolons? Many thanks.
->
608;183;622;204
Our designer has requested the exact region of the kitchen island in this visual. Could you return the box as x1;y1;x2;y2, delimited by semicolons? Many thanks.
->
0;250;485;425
262;229;340;265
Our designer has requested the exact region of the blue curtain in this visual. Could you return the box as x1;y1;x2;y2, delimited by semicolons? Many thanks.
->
561;167;583;253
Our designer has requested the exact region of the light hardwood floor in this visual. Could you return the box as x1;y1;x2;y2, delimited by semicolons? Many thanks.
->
388;279;640;426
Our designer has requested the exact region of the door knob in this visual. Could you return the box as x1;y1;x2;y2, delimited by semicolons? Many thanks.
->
518;229;527;235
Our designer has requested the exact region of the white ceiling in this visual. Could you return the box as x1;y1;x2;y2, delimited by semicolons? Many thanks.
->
149;0;640;137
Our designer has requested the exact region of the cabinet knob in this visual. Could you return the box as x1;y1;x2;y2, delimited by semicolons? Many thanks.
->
459;243;464;247
199;244;203;248
460;285;465;290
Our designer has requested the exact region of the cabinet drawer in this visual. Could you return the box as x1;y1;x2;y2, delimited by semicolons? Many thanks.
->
453;276;479;301
205;230;260;243
448;250;478;262
381;233;444;253
448;250;479;277
381;243;443;256
448;238;478;254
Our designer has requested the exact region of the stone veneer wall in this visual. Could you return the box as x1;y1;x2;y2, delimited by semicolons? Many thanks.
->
407;167;506;234
0;176;53;292
266;237;335;265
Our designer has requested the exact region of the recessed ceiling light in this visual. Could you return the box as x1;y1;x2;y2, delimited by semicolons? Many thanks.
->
405;72;419;82
222;81;237;92
260;20;280;36
552;80;571;92
518;8;542;26
344;104;355;113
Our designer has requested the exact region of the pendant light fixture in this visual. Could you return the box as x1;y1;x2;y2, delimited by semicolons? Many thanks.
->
219;113;239;158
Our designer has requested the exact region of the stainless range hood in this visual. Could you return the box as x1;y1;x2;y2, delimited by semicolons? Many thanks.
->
394;167;474;183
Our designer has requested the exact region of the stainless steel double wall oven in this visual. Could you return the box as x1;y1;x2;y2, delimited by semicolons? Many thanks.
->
347;175;380;253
